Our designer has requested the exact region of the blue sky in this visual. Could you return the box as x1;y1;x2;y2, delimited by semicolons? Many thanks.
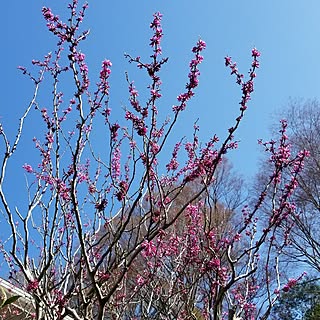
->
2;0;320;181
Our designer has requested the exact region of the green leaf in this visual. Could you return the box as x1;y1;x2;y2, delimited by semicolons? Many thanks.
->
1;295;21;308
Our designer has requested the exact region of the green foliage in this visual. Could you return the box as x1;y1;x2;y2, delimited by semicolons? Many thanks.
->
305;303;320;320
271;280;320;320
0;287;21;309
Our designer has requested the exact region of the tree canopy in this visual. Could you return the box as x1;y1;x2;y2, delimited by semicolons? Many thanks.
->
0;1;313;320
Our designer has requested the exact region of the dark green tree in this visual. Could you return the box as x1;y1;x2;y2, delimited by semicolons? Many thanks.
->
271;280;320;320
305;303;320;320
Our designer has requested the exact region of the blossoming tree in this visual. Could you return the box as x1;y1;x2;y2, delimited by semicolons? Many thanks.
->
0;1;309;319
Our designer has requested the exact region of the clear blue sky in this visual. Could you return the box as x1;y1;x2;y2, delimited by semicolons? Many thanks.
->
2;0;320;180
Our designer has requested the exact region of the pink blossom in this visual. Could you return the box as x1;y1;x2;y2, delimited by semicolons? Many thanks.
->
251;47;261;57
42;7;55;21
22;164;33;173
282;278;297;292
149;12;163;56
116;180;128;201
95;199;108;211
224;56;232;66
142;240;157;257
26;280;39;292
111;147;121;180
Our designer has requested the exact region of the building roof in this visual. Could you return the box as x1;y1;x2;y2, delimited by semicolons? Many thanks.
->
0;278;34;319
0;278;73;320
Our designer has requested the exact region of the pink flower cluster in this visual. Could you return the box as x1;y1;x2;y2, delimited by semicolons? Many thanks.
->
74;51;90;93
184;204;203;261
125;110;148;136
110;123;120;141
23;163;33;173
225;47;260;113
26;280;39;292
282;278;297;292
42;1;88;45
98;59;112;95
173;39;206;113
183;134;219;183
111;147;121;180
149;12;163;57
166;141;182;172
116;180;128;201
142;240;157;258
128;82;141;112
123;13;168;139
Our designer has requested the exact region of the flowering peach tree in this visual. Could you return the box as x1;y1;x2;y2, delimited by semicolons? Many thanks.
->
0;1;309;319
